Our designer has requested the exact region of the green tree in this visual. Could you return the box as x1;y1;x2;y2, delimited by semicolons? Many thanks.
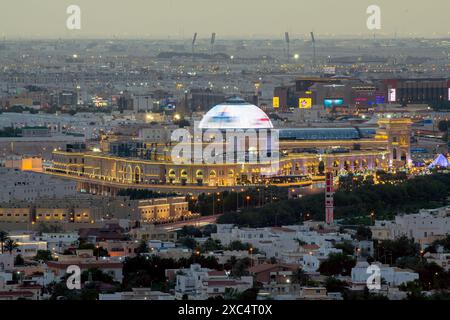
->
375;236;419;264
319;253;356;276
4;238;18;254
201;238;223;252
293;268;310;286
14;254;25;266
325;277;349;293
178;237;197;250
231;258;251;277
334;241;355;255
356;226;372;241
34;250;54;262
400;280;427;300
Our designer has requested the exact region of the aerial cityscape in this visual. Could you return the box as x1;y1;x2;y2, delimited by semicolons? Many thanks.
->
0;1;450;309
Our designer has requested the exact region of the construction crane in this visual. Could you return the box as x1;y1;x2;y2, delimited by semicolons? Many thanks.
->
285;32;290;62
192;32;197;61
310;31;316;70
210;32;216;56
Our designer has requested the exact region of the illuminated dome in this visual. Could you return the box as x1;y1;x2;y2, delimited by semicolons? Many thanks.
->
198;97;273;129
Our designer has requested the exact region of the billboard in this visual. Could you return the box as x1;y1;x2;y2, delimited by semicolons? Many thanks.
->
375;95;385;104
299;98;312;109
388;88;396;102
273;97;280;108
324;98;344;108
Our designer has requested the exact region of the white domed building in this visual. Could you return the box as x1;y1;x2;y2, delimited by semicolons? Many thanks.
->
198;97;273;130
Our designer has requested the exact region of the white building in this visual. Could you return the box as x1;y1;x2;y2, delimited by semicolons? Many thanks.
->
8;234;47;258
351;261;419;288
0;168;77;203
39;232;79;254
425;252;450;271
99;289;175;301
138;125;178;144
212;224;350;262
0;254;14;271
171;264;253;300
371;206;450;246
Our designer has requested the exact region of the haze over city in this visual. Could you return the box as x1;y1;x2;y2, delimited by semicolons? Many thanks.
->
1;0;450;310
0;0;449;39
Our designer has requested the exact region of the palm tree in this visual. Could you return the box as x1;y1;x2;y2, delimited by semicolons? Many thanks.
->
293;268;310;286
4;239;18;255
0;230;8;254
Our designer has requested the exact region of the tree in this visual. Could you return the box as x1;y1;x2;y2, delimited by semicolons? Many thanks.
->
231;258;251;277
334;241;355;256
325;277;349;293
136;240;149;254
34;250;54;262
293;268;310;286
438;120;449;132
14;254;25;266
0;230;8;254
178;226;202;238
178;237;197;250
227;241;253;251
4;239;18;254
375;236;419;264
355;226;372;241
319;253;356;276
201;238;223;252
400;280;427;300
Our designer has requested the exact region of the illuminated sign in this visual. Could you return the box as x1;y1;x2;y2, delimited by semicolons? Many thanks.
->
273;97;280;108
323;66;336;75
299;98;312;109
324;98;344;108
388;88;396;102
375;95;385;104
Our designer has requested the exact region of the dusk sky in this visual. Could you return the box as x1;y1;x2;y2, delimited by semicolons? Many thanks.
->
0;0;449;39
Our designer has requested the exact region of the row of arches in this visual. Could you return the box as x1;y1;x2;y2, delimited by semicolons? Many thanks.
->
284;157;386;176
109;163;143;184
166;168;238;186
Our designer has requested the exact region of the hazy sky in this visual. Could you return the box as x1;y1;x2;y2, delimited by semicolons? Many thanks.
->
0;0;449;39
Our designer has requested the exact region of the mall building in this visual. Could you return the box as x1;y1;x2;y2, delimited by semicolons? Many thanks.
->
47;98;412;193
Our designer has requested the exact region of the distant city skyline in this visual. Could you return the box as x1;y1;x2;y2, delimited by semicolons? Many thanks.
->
0;0;449;39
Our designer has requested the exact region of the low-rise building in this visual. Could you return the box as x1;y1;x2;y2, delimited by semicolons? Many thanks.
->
371;206;450;246
351;261;419;288
99;289;175;301
46;250;123;282
169;264;253;300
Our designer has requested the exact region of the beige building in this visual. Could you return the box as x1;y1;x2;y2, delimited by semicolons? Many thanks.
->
0;196;191;230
